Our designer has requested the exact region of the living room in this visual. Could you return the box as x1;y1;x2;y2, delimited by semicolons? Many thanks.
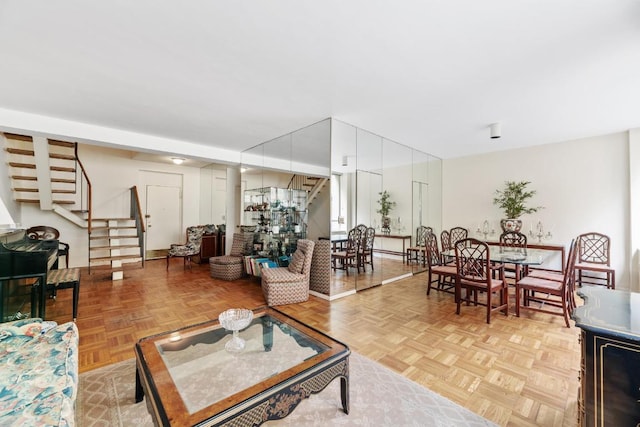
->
2;2;640;426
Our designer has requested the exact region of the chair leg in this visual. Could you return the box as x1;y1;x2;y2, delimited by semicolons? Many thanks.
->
166;255;170;270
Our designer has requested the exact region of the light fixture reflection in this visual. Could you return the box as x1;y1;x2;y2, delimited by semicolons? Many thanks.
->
172;158;185;165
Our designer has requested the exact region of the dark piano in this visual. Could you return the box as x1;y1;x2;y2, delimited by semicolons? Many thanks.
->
0;228;59;322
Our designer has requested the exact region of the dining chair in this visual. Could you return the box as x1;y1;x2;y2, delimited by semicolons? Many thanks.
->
407;226;432;266
515;239;578;327
574;232;615;289
359;227;376;272
425;232;456;295
331;227;358;275
454;238;508;324
527;239;579;312
449;227;468;246
498;231;528;281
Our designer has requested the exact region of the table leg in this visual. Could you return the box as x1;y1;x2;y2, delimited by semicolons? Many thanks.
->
340;375;350;414
135;367;144;403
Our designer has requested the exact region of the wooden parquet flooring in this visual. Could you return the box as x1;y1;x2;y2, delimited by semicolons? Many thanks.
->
47;259;580;427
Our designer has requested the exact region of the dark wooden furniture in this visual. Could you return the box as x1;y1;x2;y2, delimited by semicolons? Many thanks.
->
134;306;350;426
515;239;578;328
573;286;640;426
199;232;219;263
574;232;615;289
374;233;412;263
26;225;69;269
0;228;59;321
453;238;508;324
425;232;456;295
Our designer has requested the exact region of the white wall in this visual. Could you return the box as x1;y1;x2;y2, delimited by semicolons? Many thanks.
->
443;132;631;289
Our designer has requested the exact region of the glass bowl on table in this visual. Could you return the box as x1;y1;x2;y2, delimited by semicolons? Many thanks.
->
218;308;254;353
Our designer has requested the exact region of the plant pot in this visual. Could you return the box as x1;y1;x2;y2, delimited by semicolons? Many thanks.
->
500;219;522;233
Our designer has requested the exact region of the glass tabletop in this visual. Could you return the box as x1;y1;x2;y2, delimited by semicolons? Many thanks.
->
443;248;547;265
153;312;330;414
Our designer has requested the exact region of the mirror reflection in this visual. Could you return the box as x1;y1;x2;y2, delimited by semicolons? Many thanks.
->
239;117;442;300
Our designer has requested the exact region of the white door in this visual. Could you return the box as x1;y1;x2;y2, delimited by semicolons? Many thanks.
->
146;185;182;251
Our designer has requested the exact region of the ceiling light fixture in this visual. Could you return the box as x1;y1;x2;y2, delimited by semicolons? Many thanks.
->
171;157;185;165
489;123;501;139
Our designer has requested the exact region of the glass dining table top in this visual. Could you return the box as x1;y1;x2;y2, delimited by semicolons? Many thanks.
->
443;248;548;266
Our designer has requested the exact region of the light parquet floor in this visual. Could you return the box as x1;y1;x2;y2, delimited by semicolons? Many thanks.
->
47;259;580;427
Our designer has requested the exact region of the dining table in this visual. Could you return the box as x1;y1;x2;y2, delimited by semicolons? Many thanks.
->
442;247;549;279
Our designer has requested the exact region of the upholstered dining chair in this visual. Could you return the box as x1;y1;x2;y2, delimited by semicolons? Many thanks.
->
515;239;578;327
166;226;205;271
454;238;508;324
332;227;358;275
425;232;456;295
26;225;70;269
574;232;615;289
262;239;315;306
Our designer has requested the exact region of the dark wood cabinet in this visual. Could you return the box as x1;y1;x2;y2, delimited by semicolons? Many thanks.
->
200;234;219;263
573;287;640;426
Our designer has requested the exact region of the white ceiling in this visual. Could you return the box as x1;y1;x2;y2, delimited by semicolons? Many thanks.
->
1;1;639;161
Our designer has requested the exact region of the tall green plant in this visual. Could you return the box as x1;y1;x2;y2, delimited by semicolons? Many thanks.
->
376;191;396;217
493;181;542;218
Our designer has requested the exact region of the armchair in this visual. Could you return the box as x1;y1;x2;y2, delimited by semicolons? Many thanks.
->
209;232;253;281
261;239;315;306
166;226;205;271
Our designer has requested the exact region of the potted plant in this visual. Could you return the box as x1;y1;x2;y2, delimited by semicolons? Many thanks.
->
493;181;542;232
376;191;396;234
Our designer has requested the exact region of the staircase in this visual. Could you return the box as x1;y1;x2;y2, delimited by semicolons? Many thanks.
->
3;132;145;280
288;175;328;209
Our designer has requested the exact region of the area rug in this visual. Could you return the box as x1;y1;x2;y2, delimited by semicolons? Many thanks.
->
77;352;496;427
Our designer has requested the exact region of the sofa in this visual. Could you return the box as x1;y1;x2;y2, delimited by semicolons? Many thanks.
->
0;318;79;426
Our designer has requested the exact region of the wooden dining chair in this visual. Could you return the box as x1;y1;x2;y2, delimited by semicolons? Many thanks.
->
359;227;376;272
515;239;578;327
498;231;528;281
574;232;615;289
449;227;468;246
454;238;508;324
425;232;456;295
331;227;358;275
407;226;432;266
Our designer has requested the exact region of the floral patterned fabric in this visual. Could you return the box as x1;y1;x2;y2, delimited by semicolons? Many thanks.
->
168;226;205;256
0;318;79;426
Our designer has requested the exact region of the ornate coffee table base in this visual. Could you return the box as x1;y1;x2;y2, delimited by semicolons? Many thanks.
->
135;357;349;425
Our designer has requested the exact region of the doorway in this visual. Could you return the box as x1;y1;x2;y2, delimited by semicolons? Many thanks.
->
145;184;182;259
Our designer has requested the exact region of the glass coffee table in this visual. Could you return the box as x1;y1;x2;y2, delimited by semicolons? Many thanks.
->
134;306;350;426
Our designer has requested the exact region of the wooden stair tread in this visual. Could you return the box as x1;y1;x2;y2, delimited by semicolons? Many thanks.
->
48;140;75;148
91;217;135;221
52;189;77;194
89;234;139;240
9;162;35;169
89;254;143;262
15;199;39;203
92;226;137;230
52;178;76;183
90;244;141;250
52;200;75;205
3;133;32;142
49;153;75;160
13;188;38;192
11;175;37;181
6;148;34;156
50;166;75;172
